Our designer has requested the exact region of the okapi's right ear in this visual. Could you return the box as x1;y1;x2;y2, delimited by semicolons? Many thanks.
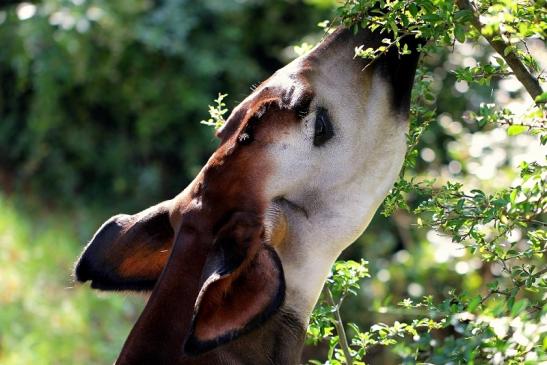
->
74;201;174;292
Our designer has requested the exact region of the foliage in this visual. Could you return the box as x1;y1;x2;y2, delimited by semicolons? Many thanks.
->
0;0;329;208
305;0;546;364
200;93;229;130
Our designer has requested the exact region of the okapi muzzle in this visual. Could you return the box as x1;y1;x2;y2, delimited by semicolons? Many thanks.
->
74;26;423;364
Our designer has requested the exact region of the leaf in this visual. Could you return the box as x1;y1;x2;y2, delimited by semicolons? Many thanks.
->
510;189;518;203
409;3;418;17
467;295;482;312
535;92;547;103
510;299;529;317
504;45;516;56
454;24;466;43
454;9;473;22
507;125;527;136
493;56;505;66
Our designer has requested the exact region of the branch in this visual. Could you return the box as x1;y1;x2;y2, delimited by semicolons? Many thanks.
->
533;267;547;278
455;0;544;102
324;288;354;365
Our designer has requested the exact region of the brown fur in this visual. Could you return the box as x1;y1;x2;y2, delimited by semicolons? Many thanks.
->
115;92;300;365
118;246;171;279
193;248;282;342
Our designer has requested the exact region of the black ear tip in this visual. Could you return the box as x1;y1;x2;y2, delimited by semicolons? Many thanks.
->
74;252;109;287
184;330;237;357
183;335;214;357
73;218;124;283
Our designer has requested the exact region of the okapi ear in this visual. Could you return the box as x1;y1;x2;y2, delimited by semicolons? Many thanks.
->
74;201;174;291
183;212;285;355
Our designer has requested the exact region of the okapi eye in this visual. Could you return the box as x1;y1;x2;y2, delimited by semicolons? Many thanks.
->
313;107;334;147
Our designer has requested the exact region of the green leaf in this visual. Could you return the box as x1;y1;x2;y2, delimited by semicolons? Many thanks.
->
511;299;529;317
409;3;418;17
467;295;482;312
534;92;547;103
507;125;527;136
454;24;466;43
504;45;516;56
454;9;473;22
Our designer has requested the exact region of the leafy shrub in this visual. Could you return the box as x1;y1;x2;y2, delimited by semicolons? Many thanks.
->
304;1;546;364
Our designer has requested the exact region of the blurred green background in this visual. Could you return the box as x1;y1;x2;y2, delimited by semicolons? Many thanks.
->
0;0;544;364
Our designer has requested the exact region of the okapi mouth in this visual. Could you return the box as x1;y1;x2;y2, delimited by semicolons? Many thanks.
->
277;197;309;219
264;197;308;249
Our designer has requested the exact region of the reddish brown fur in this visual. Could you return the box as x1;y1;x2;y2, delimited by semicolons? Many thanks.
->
115;95;300;365
193;248;281;342
118;246;171;279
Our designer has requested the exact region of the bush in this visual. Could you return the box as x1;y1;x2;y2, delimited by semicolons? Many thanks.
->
304;1;546;364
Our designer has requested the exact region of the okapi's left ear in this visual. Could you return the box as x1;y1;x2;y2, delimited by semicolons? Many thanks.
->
184;212;285;355
74;201;174;291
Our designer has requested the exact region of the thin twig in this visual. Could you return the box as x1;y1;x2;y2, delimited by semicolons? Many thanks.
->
533;267;547;278
324;288;354;365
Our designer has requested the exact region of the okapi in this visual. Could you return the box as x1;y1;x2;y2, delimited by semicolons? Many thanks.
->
74;26;422;364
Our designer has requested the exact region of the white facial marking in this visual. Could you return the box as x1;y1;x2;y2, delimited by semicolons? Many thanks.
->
264;52;409;321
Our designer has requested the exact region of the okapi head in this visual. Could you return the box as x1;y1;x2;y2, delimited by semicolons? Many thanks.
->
74;27;422;364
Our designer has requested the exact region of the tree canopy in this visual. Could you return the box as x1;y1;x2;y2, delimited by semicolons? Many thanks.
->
304;1;546;364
